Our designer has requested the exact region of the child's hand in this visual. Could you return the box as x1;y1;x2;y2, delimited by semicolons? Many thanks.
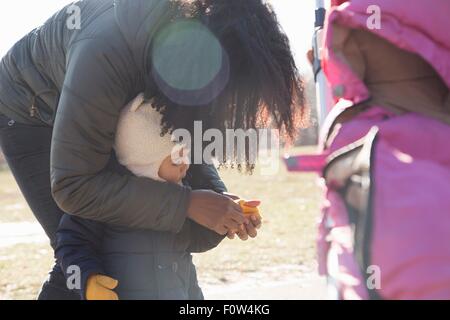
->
86;274;119;300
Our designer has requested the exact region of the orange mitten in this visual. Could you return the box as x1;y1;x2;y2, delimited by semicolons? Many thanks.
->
86;274;119;300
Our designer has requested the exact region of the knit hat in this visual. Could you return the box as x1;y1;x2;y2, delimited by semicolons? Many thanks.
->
114;93;181;181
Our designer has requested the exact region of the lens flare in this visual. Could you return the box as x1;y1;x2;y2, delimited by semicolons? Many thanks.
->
151;20;229;106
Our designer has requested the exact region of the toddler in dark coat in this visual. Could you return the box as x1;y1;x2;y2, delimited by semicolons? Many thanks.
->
55;94;260;300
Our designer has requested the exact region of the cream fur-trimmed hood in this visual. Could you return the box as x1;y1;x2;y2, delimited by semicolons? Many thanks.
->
114;93;176;181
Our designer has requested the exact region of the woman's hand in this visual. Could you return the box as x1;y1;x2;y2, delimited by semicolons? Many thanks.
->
227;213;262;240
187;190;247;235
223;194;262;241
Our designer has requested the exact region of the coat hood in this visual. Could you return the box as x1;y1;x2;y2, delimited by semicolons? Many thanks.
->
323;0;450;105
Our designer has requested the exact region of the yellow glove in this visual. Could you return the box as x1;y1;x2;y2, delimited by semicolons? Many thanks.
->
86;274;119;300
236;199;261;218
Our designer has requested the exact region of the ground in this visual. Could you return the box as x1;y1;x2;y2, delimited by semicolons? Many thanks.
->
0;148;327;300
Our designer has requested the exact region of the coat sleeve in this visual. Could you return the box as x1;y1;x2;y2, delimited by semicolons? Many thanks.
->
185;164;228;253
55;214;106;299
186;164;227;193
50;39;190;232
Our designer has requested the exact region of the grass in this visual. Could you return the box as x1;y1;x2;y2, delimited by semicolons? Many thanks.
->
0;147;323;299
0;243;53;300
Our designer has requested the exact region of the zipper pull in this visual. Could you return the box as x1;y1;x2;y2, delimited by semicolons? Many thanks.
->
30;104;37;117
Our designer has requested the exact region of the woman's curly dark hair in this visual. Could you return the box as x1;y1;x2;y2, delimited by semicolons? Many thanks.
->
145;0;306;170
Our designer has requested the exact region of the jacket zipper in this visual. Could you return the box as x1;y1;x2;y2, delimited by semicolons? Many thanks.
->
29;89;58;125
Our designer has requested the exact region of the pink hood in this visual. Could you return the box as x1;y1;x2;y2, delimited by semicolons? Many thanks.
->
323;0;450;105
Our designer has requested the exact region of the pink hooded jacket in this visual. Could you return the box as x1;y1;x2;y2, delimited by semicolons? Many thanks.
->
314;0;450;299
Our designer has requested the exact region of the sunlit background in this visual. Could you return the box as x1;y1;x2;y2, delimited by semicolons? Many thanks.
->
0;0;315;71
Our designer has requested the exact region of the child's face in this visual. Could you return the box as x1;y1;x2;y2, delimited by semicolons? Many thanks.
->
157;148;190;184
